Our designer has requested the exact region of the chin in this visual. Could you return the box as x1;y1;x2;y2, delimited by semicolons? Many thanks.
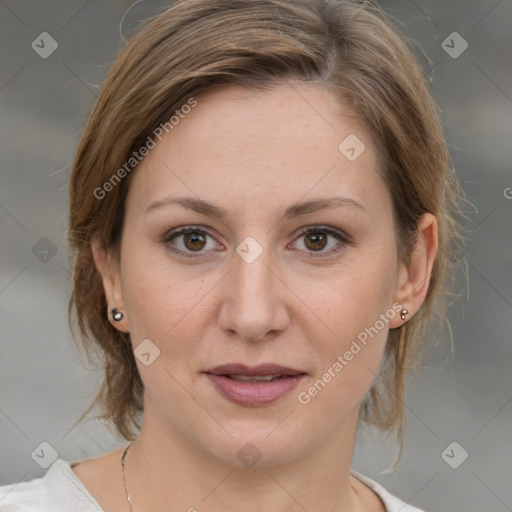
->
191;416;317;469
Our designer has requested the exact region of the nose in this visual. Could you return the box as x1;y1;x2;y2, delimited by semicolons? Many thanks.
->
217;241;290;342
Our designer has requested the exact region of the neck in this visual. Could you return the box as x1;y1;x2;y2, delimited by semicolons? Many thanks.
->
124;400;365;512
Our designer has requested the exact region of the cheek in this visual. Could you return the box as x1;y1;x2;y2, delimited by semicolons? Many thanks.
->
119;242;215;361
294;240;398;406
295;302;392;422
296;234;397;337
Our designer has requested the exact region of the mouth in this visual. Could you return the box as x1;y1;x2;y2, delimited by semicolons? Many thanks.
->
222;374;288;382
203;363;307;406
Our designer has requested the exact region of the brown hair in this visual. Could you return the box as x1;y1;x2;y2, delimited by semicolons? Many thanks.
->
68;0;467;454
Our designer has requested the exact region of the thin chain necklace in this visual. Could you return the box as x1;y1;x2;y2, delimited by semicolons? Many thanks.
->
121;442;368;511
121;442;134;511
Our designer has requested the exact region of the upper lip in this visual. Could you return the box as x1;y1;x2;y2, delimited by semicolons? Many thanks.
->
205;363;306;377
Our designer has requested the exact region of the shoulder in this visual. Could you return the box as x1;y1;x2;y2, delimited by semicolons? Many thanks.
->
0;459;103;512
351;470;427;512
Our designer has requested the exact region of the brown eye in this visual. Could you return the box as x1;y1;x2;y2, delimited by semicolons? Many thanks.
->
163;227;220;258
183;232;207;251
304;231;328;251
291;226;349;257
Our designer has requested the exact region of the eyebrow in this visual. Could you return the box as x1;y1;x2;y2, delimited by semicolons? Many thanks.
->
145;195;367;220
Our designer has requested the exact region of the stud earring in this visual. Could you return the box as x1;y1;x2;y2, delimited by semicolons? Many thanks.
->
400;308;409;321
111;308;124;322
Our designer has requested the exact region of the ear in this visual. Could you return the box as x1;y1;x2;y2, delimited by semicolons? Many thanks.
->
91;239;130;333
388;213;439;328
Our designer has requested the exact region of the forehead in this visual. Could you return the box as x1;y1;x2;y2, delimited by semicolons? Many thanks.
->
174;82;372;157
126;82;389;220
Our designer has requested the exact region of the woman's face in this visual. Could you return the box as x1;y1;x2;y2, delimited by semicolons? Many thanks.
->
103;82;408;466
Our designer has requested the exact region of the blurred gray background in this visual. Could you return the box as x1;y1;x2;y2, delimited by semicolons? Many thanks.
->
0;1;511;511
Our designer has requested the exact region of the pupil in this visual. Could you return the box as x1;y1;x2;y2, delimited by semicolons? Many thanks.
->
306;232;327;251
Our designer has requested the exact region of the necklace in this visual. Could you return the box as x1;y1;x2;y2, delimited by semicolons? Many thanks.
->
121;442;134;511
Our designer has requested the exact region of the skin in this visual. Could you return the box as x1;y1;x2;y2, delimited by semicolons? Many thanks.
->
73;81;438;512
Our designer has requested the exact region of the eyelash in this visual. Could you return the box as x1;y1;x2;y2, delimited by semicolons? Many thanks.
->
162;225;350;259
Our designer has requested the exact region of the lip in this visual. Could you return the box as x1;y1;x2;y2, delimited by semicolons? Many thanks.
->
204;364;306;407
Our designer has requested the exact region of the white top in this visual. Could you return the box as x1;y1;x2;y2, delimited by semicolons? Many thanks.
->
0;458;425;512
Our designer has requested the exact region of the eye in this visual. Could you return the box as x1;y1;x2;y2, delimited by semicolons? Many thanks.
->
162;226;221;258
290;226;349;257
163;225;350;259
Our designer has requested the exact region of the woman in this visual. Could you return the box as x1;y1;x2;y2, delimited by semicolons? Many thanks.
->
0;0;466;510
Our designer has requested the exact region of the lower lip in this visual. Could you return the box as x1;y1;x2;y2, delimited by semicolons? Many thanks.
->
205;373;305;406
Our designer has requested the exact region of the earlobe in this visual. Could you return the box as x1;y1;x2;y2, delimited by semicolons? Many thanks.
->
91;240;130;333
389;213;439;329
